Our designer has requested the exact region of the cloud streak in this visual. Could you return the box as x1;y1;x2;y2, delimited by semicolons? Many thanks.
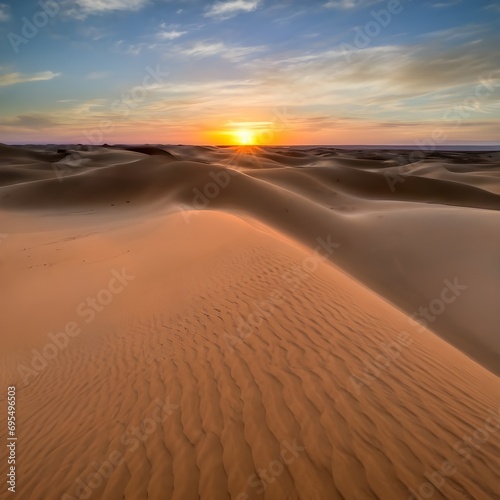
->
67;0;149;19
0;3;10;21
157;30;188;41
432;0;462;8
205;0;261;19
174;40;266;61
324;0;383;10
0;71;61;88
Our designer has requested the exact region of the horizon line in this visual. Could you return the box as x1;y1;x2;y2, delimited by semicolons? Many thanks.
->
3;142;500;151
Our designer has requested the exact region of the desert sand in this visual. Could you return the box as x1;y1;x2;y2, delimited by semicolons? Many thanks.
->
0;143;499;500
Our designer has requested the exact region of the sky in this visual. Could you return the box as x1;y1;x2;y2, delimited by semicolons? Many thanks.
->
0;0;499;145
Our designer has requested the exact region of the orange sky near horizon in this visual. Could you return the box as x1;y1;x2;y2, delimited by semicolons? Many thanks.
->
1;1;500;146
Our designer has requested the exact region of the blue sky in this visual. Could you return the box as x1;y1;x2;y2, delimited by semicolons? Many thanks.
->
0;0;499;144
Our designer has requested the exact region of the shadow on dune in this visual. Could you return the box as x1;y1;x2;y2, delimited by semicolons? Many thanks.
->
1;144;500;374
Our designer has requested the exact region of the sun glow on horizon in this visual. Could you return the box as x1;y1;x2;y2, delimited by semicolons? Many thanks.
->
208;122;285;146
234;129;256;145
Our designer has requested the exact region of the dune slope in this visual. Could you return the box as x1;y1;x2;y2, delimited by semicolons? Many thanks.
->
1;144;499;373
0;145;499;500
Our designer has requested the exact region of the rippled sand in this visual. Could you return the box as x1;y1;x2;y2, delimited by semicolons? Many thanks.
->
0;144;499;499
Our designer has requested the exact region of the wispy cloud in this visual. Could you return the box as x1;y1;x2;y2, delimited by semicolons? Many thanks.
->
114;40;157;55
80;26;108;41
157;30;188;41
175;40;266;61
237;38;500;121
152;79;255;95
0;114;57;128
66;0;149;20
420;23;487;41
324;0;382;9
0;3;10;21
432;0;462;8
205;0;261;20
0;71;60;88
484;3;500;13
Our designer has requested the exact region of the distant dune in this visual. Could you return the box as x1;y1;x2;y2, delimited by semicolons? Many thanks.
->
0;144;499;499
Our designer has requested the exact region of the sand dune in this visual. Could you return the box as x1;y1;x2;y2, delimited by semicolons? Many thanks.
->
0;144;499;499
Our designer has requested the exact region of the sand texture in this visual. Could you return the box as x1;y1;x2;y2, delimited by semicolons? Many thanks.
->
0;144;499;500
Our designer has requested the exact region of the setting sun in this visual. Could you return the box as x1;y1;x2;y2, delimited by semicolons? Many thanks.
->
234;129;256;145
